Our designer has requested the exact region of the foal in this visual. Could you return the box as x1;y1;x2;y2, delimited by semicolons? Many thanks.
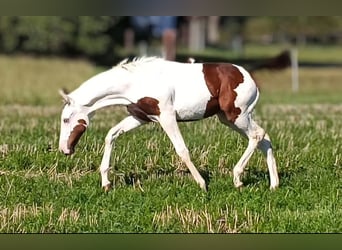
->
58;57;279;191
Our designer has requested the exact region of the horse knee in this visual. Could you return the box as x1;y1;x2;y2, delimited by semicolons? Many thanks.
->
104;133;114;146
252;127;265;142
105;129;123;146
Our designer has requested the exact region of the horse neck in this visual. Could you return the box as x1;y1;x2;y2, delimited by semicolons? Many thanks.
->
69;68;132;114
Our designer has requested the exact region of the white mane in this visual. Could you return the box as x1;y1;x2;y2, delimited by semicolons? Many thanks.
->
116;56;163;71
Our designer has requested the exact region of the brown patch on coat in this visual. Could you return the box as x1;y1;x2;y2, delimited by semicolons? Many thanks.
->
67;119;87;153
203;96;220;118
202;63;243;122
127;97;160;122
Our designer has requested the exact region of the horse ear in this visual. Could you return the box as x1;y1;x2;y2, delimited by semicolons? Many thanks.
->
59;88;72;104
60;87;69;95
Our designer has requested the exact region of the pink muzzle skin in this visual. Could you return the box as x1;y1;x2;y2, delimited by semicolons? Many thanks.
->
59;143;72;155
62;119;87;156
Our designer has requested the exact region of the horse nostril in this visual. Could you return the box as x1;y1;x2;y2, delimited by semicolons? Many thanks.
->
59;146;74;156
64;150;74;156
67;148;75;155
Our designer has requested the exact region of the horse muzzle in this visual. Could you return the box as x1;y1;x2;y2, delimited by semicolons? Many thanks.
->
59;119;87;156
59;143;74;156
67;121;87;155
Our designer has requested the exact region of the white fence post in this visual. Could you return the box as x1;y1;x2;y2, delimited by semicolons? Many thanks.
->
188;17;206;51
291;48;299;92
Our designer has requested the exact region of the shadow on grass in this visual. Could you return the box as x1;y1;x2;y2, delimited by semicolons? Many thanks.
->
117;167;294;191
111;165;300;192
242;168;301;188
112;166;212;191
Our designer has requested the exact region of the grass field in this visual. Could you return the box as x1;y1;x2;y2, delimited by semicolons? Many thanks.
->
178;43;342;65
0;54;341;233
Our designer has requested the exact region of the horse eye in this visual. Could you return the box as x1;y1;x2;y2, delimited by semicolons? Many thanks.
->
63;118;70;123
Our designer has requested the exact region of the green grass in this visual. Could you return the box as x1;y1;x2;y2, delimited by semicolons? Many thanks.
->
254;66;342;104
0;54;341;233
178;43;342;64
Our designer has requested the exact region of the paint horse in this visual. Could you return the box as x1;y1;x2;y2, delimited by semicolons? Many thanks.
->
58;57;279;192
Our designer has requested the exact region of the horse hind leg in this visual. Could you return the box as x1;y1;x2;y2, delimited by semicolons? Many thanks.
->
257;133;279;189
218;112;278;189
239;116;279;189
233;117;265;188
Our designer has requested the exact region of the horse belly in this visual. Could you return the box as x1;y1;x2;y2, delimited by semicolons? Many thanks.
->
175;100;209;121
173;80;212;121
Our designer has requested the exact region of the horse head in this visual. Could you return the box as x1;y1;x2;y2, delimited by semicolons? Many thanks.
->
58;89;89;155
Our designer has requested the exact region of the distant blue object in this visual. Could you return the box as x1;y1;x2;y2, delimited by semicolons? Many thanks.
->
131;16;177;37
130;16;151;32
149;16;177;37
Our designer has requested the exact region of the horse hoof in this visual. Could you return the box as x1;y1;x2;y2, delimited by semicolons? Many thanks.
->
202;185;208;192
233;178;244;188
199;181;208;192
103;184;112;192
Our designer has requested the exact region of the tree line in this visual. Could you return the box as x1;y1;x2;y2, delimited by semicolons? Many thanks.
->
1;16;342;64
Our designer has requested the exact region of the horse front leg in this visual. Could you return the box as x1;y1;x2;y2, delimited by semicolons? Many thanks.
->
158;110;207;191
99;116;144;192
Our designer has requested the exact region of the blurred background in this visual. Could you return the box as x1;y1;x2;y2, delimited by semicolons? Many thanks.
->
1;16;342;66
1;16;342;105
